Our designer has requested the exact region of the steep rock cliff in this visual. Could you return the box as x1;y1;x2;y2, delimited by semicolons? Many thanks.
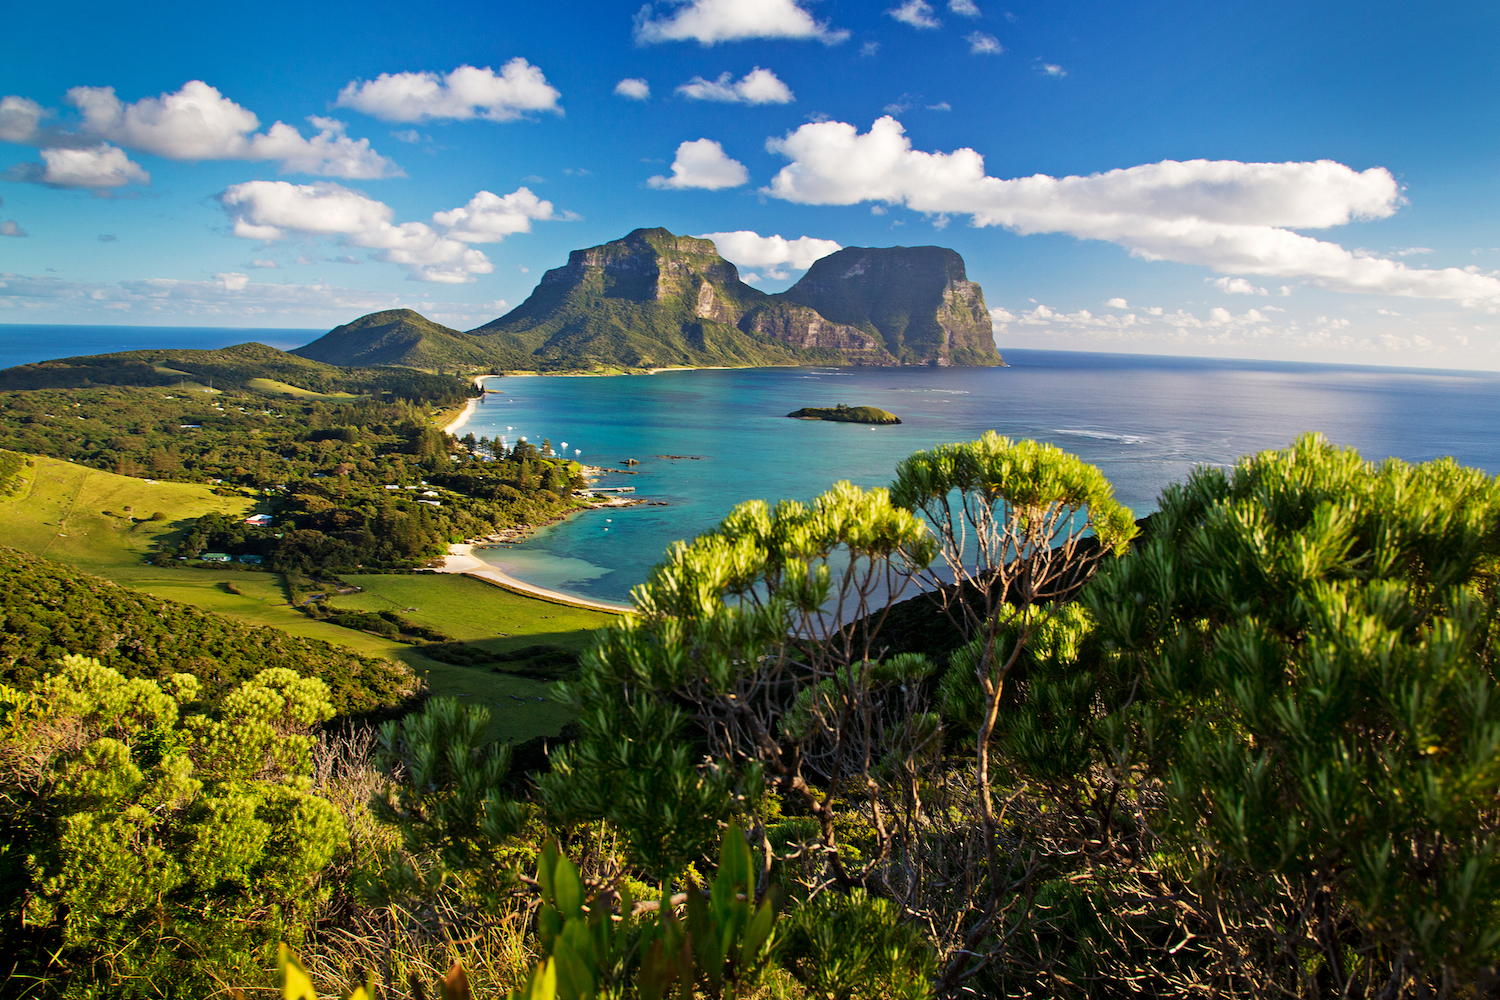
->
777;246;1002;366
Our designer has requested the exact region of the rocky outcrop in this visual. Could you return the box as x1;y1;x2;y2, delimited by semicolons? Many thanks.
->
778;246;1002;367
738;302;896;364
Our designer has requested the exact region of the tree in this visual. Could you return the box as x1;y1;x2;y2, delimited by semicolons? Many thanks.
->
1081;433;1500;996
538;434;1135;995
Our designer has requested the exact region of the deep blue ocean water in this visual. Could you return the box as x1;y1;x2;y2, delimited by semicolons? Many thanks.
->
0;324;315;368
5;324;1497;606
461;353;1500;604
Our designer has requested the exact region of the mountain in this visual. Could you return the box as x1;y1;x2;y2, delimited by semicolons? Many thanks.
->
469;228;895;369
292;309;500;370
778;246;999;366
299;228;1003;371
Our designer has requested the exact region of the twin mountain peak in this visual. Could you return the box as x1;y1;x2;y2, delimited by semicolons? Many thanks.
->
295;227;1005;372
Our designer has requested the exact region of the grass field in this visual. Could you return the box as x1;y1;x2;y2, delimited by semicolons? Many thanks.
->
0;454;617;742
245;377;361;399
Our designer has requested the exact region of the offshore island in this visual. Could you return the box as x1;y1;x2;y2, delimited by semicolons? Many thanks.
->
788;403;903;424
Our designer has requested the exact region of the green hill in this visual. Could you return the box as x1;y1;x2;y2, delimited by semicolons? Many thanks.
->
292;308;503;370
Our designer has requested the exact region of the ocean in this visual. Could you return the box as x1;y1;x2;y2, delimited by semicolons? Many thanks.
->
0;324;316;368
459;352;1500;604
4;324;1496;606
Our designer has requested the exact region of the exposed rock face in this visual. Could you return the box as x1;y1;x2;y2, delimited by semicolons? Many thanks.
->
738;302;895;363
778;246;1002;366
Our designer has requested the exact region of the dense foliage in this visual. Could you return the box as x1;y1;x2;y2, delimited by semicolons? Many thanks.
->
0;546;413;714
0;658;346;996
6;432;1500;999
0;447;24;496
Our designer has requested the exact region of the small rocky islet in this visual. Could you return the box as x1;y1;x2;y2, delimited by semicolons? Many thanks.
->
787;403;902;425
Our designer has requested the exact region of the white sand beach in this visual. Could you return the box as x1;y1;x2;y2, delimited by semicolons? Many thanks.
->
433;543;632;613
442;375;503;435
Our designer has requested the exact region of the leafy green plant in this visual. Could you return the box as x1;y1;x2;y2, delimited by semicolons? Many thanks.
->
1087;433;1500;995
1;657;348;995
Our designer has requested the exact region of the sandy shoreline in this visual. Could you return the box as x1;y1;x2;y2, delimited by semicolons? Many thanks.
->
442;375;504;435
432;543;632;614
435;374;635;611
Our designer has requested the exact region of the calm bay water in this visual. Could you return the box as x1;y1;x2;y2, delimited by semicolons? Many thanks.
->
464;351;1500;604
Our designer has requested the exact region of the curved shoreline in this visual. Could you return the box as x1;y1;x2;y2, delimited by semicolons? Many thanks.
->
432;543;632;614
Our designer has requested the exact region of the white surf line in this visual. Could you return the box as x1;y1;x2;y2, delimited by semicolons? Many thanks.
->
432;543;632;614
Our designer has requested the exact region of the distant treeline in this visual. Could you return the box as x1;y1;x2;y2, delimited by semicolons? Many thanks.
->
0;546;413;714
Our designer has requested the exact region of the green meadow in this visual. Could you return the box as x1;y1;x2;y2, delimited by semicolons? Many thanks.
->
0;454;616;742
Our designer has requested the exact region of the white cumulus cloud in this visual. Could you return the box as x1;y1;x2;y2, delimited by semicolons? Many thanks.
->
677;67;793;104
1211;276;1269;295
949;0;980;14
697;230;840;276
888;0;942;28
0;96;45;142
1104;297;1128;308
635;0;849;45
648;139;749;190
0;82;399;179
218;181;569;283
432;188;565;242
5;144;150;188
615;78;652;100
968;32;1003;54
762;116;1500;307
335;60;562;123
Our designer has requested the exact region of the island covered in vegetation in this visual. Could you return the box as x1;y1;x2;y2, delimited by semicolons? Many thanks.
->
788;402;903;424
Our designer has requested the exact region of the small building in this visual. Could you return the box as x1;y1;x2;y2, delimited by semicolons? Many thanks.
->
238;554;263;565
201;552;232;563
244;513;273;527
384;484;402;490
421;490;439;497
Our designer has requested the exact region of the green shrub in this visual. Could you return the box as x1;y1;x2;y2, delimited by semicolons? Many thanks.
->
1;657;348;995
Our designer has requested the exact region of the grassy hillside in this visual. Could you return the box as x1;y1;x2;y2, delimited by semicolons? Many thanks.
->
292;308;505;370
0;452;611;742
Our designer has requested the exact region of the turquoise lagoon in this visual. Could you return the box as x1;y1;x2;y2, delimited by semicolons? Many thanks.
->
462;350;1500;605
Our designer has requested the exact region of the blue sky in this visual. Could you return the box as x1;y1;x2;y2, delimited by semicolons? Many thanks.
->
3;0;1499;367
